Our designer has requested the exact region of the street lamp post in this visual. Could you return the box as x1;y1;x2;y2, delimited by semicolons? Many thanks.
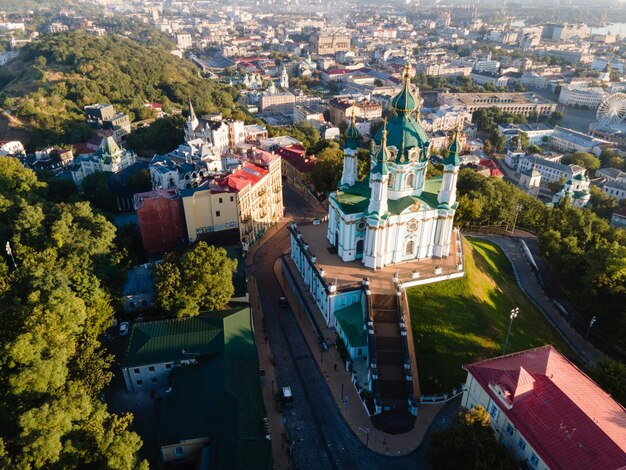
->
341;383;344;401
585;316;597;340
511;204;523;235
502;307;519;355
5;241;17;269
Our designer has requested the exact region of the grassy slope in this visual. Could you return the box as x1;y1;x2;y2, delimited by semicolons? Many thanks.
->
408;237;573;395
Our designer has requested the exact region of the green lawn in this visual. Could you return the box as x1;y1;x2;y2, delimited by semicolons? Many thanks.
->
408;237;573;395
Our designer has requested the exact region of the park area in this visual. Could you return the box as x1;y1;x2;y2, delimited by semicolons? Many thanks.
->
408;237;573;395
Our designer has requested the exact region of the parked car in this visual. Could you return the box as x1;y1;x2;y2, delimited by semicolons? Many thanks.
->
119;322;130;336
281;386;293;408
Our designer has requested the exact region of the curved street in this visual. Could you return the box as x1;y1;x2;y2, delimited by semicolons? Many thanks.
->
252;225;461;469
249;187;460;469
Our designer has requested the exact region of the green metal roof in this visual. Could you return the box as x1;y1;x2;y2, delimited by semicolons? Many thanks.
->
334;178;371;215
158;307;271;470
122;316;224;368
443;131;462;167
420;176;442;208
333;176;443;216
388;195;418;215
372;113;429;163
389;66;418;114
335;303;367;348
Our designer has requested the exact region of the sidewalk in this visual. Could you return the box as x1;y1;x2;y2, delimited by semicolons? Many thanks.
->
274;256;444;456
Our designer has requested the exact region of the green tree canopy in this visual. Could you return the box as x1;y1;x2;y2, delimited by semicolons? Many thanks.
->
427;405;517;470
310;143;344;195
154;242;237;317
562;152;600;173
0;157;145;468
590;356;626;406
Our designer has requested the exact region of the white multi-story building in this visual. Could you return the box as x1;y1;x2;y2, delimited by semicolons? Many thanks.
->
550;126;610;156
602;179;626;201
462;345;626;470
558;85;608;109
421;106;472;134
498;123;554;146
71;137;136;184
517;156;585;187
184;103;245;151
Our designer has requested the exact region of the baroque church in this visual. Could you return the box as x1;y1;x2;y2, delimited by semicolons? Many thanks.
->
327;64;461;270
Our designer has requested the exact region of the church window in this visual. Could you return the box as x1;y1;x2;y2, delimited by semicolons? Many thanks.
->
357;221;366;231
405;240;415;255
406;173;415;188
388;174;394;188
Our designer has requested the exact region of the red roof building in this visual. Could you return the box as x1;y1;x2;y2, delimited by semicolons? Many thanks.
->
218;162;268;192
277;144;315;192
462;345;626;470
134;189;187;254
479;158;504;178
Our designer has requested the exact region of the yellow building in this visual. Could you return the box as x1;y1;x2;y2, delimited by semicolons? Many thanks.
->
224;158;283;246
181;187;239;241
180;157;283;246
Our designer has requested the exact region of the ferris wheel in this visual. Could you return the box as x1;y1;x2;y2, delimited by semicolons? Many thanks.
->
596;93;626;127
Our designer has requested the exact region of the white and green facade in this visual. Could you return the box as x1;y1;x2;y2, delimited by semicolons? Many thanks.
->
328;65;461;269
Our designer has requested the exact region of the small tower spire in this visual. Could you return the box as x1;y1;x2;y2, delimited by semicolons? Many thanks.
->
340;110;360;189
368;119;390;216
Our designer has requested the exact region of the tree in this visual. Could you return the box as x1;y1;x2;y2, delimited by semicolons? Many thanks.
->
0;160;145;468
547;111;564;126
483;139;493;155
589;185;618;219
82;171;117;212
310;143;343;195
427;405;517;470
562;152;600;173
590;356;626;406
526;144;542;155
154;242;237;317
547;175;566;194
510;132;529;150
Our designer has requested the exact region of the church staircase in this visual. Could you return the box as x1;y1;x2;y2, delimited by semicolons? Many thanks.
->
369;293;416;434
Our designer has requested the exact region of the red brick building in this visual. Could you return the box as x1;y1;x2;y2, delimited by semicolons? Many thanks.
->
134;189;187;254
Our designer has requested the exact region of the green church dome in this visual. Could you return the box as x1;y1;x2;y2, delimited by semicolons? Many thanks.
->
389;64;418;113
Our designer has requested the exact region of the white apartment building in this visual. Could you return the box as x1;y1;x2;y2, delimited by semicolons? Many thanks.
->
498;123;554;146
602;180;626;201
550;126;610;156
518;156;585;186
462;346;626;470
558;85;608;109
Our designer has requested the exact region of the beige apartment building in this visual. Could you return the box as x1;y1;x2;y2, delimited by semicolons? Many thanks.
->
311;31;351;55
440;92;557;117
260;92;296;114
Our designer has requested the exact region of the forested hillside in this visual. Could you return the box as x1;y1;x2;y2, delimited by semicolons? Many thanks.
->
0;30;243;149
0;157;145;468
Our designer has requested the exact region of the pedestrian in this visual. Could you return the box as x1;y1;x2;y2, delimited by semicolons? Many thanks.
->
334;363;338;371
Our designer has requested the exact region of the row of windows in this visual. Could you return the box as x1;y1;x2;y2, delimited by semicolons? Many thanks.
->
136;378;158;386
133;363;172;374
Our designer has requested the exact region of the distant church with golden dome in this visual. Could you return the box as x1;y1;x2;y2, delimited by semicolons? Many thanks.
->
327;64;461;269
